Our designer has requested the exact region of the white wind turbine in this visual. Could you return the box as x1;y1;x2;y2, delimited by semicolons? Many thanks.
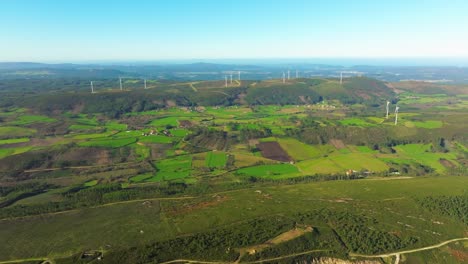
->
394;106;400;125
386;101;390;119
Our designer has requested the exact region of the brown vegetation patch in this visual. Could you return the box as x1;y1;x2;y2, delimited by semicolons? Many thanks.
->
439;159;456;168
29;121;70;136
59;148;111;165
238;226;313;255
120;115;155;129
310;259;380;264
149;143;172;159
449;248;468;262
256;141;292;162
167;195;228;216
330;139;346;149
355;91;371;100
178;120;192;128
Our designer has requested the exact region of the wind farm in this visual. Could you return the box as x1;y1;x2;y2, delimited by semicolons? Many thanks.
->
0;0;467;263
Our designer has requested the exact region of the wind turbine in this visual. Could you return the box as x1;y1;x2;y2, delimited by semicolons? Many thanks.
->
282;72;286;84
287;70;290;80
230;73;233;85
225;75;228;88
144;79;147;89
90;81;95;94
238;71;241;81
340;72;343;85
394;106;400;125
119;77;123;91
386;101;390;119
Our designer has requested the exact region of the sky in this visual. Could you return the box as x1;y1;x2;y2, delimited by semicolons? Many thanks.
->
1;0;468;62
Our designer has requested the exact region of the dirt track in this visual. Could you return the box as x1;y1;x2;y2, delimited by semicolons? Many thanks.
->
350;237;468;264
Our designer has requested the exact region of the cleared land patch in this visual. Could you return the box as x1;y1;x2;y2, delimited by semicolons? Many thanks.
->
257;141;292;162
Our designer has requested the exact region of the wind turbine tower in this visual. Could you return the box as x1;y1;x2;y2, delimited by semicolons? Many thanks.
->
282;72;286;84
287;70;290;80
386;101;390;119
225;75;228;88
340;72;343;85
394;106;400;125
90;81;95;94
230;74;233;85
144;79;147;89
119;78;123;91
238;71;241;81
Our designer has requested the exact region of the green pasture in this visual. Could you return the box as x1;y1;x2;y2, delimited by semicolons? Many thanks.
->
0;146;34;159
129;173;154;183
9;115;56;125
392;144;459;172
138;135;173;144
105;121;128;131
83;180;98;187
0;137;30;145
339;118;376;127
205;151;228;168
71;131;116;140
235;164;299;178
131;143;151;160
277;138;331;161
403;120;444;129
68;124;99;131
150;117;180;128
155;155;192;180
78;137;136;148
0;126;36;139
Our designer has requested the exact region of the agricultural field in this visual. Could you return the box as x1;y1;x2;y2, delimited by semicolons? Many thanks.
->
205;151;228;168
0;77;466;263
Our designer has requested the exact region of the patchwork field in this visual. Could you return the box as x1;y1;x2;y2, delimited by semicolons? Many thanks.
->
0;78;466;263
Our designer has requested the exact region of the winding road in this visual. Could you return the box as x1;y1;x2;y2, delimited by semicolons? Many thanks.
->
350;237;468;264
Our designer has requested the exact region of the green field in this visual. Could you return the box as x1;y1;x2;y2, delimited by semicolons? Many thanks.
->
205;151;228;168
138;135;173;144
68;124;99;131
278;138;332;161
0;137;30;145
0;146;34;159
0;77;466;263
9;115;56;125
78;137;137;148
129;172;154;183
155;155;192;180
339;118;376;127
0;126;36;139
150;117;180;128
236;164;299;178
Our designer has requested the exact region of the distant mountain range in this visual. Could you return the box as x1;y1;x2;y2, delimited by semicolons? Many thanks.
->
1;62;468;83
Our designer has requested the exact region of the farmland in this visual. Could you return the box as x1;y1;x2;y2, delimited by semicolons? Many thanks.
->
0;77;466;263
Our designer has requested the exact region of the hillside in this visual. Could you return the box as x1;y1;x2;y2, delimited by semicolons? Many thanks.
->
0;77;396;118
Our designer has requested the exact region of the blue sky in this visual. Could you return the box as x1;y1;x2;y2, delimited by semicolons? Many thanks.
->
1;0;468;62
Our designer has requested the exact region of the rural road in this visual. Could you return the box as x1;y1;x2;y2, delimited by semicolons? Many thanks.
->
350;237;468;264
159;249;329;264
2;238;466;264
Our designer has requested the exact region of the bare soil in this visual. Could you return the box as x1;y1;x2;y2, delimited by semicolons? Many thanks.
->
256;141;291;162
330;139;346;149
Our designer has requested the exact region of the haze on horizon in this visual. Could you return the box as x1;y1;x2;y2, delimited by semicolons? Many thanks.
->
1;0;468;63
